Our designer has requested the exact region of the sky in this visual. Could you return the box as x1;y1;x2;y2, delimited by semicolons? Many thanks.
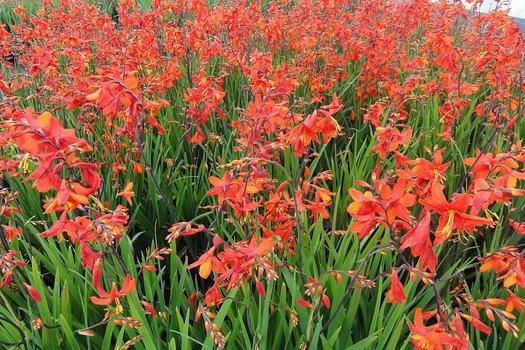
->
462;0;525;19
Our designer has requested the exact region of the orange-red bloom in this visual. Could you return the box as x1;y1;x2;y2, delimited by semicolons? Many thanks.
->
90;259;136;305
90;274;136;305
408;308;468;350
386;269;406;304
117;182;134;205
23;283;42;303
419;184;493;245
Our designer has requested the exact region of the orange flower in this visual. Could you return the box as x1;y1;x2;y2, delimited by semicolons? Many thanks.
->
408;308;468;350
296;299;314;309
1;225;22;241
504;290;524;313
90;274;136;305
90;259;136;305
203;284;223;307
23;283;42;303
372;125;412;159
419;184;493;245
187;247;218;279
386;269;406;304
117;182;134;205
43;179;89;214
400;210;438;272
140;301;158;316
347;180;415;239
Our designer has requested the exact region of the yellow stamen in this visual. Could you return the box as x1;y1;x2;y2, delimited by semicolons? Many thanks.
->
89;195;106;211
484;209;499;223
438;210;455;239
432;168;446;182
115;298;123;315
18;153;31;173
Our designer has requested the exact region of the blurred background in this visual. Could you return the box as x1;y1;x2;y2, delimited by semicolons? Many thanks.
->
462;0;525;30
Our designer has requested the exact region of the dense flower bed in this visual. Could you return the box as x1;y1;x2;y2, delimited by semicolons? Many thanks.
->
0;0;524;349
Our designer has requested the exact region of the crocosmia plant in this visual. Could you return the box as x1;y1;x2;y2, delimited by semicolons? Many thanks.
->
0;0;524;349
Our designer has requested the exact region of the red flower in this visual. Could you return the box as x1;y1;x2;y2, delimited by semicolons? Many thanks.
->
401;210;438;272
90;274;136;305
90;259;136;305
187;247;219;279
386;269;406;304
419;184;493;245
408;308;468;350
23;283;42;303
117;182;134;205
140;301;158;316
